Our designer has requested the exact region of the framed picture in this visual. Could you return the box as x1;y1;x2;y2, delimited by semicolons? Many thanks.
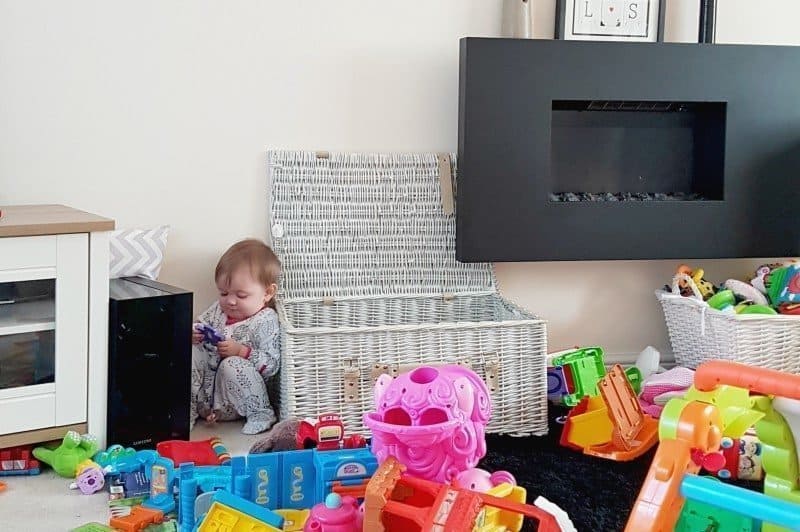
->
556;0;664;42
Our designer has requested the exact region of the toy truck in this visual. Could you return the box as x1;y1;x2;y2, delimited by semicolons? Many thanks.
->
296;414;366;451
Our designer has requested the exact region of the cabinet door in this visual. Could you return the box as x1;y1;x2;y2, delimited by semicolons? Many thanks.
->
0;234;88;433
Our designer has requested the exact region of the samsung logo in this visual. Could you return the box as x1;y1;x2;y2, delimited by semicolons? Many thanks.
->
131;438;152;446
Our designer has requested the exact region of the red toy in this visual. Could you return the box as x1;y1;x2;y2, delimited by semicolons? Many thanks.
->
297;414;366;451
363;457;561;532
156;437;230;467
0;446;40;476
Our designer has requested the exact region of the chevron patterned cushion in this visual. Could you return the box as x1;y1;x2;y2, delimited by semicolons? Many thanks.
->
109;226;170;280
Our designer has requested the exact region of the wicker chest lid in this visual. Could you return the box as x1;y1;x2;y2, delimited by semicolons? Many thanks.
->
267;151;495;301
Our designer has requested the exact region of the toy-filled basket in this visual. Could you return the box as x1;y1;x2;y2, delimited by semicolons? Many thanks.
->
657;274;800;372
268;151;548;436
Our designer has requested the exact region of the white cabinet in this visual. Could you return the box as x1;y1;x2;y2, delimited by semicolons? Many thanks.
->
0;205;113;447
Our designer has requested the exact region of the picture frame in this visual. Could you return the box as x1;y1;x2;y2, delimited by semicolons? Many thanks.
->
555;0;664;42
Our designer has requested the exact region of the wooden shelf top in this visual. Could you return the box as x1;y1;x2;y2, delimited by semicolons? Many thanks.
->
0;204;115;237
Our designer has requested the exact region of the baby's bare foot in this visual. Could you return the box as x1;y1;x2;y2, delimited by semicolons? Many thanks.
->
205;413;217;423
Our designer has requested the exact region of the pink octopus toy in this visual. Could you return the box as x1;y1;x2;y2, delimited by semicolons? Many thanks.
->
363;365;491;483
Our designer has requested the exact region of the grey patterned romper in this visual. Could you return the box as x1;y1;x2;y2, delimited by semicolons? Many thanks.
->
191;302;280;434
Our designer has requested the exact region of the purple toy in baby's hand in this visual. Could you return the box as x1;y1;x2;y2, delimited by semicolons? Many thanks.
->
195;323;224;345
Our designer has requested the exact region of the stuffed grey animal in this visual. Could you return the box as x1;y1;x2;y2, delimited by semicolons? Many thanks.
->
249;418;301;454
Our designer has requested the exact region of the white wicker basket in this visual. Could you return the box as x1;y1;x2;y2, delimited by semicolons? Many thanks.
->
657;275;800;372
268;150;548;436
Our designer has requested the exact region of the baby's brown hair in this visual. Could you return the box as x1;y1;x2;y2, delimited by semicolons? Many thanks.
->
215;239;281;308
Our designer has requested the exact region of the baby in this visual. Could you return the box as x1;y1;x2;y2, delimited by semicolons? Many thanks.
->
191;238;281;434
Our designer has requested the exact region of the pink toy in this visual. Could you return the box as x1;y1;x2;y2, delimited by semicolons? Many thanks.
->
454;468;516;492
304;493;362;532
363;365;491;483
638;367;695;418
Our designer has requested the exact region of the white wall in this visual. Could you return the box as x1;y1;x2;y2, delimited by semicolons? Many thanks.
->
1;0;797;363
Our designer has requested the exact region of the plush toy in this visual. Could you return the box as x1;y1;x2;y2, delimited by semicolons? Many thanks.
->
33;431;100;478
249;418;302;454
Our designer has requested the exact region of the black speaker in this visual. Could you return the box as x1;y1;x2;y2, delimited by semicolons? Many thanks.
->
108;277;193;449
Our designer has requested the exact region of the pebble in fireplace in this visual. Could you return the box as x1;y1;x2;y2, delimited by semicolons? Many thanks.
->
550;192;708;202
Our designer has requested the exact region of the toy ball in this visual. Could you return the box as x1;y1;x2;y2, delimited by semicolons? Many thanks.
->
363;365;491;483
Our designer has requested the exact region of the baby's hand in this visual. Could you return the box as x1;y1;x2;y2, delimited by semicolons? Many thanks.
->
217;340;245;358
192;330;203;345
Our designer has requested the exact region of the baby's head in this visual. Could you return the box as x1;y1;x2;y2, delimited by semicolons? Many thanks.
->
215;239;281;320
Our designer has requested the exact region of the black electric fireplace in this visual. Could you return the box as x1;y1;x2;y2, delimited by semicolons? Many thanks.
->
457;38;800;261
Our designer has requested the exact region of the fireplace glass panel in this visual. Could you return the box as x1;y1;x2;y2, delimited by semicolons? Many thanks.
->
550;100;726;202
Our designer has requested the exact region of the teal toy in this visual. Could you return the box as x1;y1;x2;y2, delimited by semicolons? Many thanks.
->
33;431;100;478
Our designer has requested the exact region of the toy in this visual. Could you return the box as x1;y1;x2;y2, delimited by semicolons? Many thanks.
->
156;437;230;466
767;263;800;304
297;414;367;451
71;524;116;531
676;265;716;300
303;493;362;531
455;468;516;493
625;361;800;532
177;447;377;530
548;347;643;406
716;429;763;481
560;364;658;461
0;446;40;476
109;505;165;531
194;323;224;345
93;445;158;474
363;457;561;532
250;418;302;453
109;469;151;499
550;347;606;407
723;278;769;306
70;460;105;494
276;509;310;531
546;366;570;402
364;365;491;483
33;431;100;478
143;457;177;513
751;263;785;294
198;490;284;531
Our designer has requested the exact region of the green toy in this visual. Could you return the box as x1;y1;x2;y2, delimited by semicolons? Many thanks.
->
33;431;100;478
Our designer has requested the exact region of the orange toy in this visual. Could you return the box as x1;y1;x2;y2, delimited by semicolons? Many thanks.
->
109;505;165;531
625;361;800;532
695;360;800;400
561;365;658;461
364;457;561;532
624;402;721;532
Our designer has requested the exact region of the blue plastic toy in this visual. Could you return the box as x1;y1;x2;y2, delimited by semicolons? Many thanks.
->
195;323;224;345
680;474;800;531
94;446;159;474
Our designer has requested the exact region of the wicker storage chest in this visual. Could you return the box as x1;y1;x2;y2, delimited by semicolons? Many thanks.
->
268;151;548;436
